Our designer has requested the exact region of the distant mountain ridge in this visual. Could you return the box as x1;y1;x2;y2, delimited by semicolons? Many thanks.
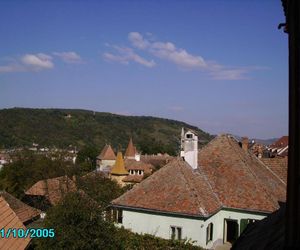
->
0;108;213;155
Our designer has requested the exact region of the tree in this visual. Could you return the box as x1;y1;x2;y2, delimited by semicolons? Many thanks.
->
33;192;122;250
0;151;79;199
33;192;203;250
76;146;99;173
76;174;126;207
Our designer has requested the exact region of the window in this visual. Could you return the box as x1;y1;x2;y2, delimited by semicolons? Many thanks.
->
206;223;213;244
111;208;123;224
117;209;123;224
170;226;182;240
186;133;193;139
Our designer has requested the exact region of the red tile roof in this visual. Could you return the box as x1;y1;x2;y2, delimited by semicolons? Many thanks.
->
271;136;288;148
113;135;286;216
0;191;41;224
199;135;286;213
260;157;288;184
98;145;116;160
140;155;173;169
25;176;77;205
124;138;136;158
0;196;31;250
125;159;153;174
112;158;220;216
122;175;144;183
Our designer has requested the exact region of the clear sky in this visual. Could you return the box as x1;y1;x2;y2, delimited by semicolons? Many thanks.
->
0;0;288;139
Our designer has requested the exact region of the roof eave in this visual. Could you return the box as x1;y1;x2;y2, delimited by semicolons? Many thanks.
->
110;203;209;219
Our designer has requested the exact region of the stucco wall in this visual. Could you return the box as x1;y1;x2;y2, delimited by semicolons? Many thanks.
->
120;208;266;249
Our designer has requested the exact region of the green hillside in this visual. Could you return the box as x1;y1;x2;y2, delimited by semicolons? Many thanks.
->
0;108;213;155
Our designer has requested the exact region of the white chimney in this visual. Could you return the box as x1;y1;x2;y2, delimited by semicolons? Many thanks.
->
180;128;198;169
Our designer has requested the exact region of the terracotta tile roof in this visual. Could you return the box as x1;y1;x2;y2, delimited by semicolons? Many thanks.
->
199;135;286;213
0;191;41;224
140;155;174;168
113;135;286;216
260;157;288;184
122;175;144;183
271;136;288;148
112;158;221;217
0;196;31;250
97;145;116;160
124;138;136;158
111;152;129;175
25;176;77;205
124;159;153;174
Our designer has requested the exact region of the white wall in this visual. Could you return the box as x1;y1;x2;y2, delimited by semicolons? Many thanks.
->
119;208;266;249
99;160;115;170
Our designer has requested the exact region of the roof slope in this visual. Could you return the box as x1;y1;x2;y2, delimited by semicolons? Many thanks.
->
111;152;129;175
0;196;31;250
98;145;116;160
124;138;136;157
113;134;286;216
260;157;288;184
25;176;77;205
125;159;153;173
0;191;41;224
112;158;220;217
199;135;286;213
271;136;288;148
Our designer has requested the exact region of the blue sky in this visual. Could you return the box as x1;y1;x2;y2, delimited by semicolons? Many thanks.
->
0;1;288;139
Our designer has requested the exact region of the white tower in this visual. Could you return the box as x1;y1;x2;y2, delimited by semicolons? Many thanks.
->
180;128;198;169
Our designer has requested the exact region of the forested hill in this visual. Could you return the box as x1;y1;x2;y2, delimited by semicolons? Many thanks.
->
0;108;213;155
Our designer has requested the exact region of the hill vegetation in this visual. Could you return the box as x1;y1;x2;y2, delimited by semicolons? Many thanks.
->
0;108;213;155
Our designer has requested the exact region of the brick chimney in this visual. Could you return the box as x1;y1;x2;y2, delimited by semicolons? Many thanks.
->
242;137;249;151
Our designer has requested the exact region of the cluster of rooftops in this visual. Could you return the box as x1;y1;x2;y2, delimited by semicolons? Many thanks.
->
112;134;286;217
0;132;288;249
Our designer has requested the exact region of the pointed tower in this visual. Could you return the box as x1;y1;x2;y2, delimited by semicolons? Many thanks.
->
180;128;198;169
125;138;140;161
110;152;129;186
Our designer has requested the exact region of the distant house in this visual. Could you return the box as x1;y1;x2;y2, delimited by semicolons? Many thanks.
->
122;159;154;184
0;191;42;250
268;136;289;157
111;131;286;249
97;139;157;185
96;144;116;172
25;176;77;208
